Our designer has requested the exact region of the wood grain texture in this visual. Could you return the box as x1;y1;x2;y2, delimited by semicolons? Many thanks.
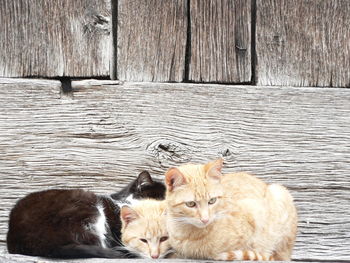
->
0;79;349;261
189;0;251;83
256;0;350;87
116;0;187;82
0;247;328;263
0;0;111;77
0;247;324;263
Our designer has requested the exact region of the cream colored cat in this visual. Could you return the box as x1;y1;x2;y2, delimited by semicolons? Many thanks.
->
165;159;297;261
120;199;173;259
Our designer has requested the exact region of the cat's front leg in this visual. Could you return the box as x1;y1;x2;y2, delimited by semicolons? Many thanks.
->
214;250;274;261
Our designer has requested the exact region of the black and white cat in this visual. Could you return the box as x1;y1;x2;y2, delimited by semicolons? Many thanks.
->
6;171;165;258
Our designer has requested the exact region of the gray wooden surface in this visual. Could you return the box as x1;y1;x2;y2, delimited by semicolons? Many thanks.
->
116;0;187;82
0;246;330;263
189;0;251;83
0;79;349;262
3;1;350;87
0;0;111;77
0;247;331;263
256;0;350;87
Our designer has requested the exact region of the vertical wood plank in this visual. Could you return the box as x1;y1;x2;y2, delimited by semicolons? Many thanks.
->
256;0;350;87
116;0;187;82
0;0;111;77
189;0;251;83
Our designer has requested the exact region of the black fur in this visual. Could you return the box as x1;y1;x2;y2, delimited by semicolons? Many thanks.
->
111;171;165;200
6;171;165;259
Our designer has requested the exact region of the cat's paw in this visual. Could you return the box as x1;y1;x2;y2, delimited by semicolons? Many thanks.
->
214;250;273;261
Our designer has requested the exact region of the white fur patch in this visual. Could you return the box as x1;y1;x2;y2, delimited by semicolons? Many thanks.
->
268;184;289;222
95;205;107;248
125;194;140;205
233;250;243;260
268;184;285;200
247;250;255;260
114;193;140;207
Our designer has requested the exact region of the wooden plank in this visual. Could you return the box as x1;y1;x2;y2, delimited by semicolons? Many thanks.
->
0;247;323;263
0;0;111;77
116;0;187;82
189;0;251;83
0;248;327;263
0;80;349;261
256;0;350;87
0;78;62;86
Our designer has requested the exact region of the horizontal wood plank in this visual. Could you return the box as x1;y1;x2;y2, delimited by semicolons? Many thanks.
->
0;80;349;261
116;0;187;82
256;0;350;87
0;247;328;263
189;0;251;83
0;0;111;77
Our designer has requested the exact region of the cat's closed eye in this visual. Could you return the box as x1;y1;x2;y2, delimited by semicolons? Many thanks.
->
160;236;168;242
208;197;217;204
140;238;148;243
185;201;196;208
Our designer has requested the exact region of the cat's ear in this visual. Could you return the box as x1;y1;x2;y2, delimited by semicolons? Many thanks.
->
137;171;153;188
121;205;139;226
165;168;186;191
205;158;224;181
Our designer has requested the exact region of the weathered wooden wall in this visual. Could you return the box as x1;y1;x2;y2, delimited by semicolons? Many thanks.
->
0;79;349;261
1;0;350;86
188;0;251;83
256;0;350;87
116;0;251;82
0;0;111;77
116;0;187;82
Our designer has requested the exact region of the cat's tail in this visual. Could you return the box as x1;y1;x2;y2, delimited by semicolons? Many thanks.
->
51;244;139;259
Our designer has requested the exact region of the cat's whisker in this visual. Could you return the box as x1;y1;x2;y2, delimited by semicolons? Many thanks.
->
171;216;192;225
162;248;177;258
213;210;229;220
119;244;143;258
107;233;123;245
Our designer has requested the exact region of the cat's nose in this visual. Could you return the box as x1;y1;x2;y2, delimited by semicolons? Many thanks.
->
151;254;159;259
201;218;209;224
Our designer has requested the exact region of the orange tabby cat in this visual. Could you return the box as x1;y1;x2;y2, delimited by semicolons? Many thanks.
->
165;159;297;261
120;199;173;259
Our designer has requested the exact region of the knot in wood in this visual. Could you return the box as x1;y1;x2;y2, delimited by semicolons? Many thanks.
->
219;148;235;162
147;139;191;166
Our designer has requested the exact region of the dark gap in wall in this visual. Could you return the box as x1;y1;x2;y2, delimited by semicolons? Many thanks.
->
180;80;251;85
110;0;118;80
250;0;257;85
183;0;191;82
63;76;111;80
59;77;73;98
21;75;110;80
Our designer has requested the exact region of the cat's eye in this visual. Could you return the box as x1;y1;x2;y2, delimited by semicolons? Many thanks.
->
185;201;196;208
208;197;217;205
140;238;148;243
160;236;168;242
